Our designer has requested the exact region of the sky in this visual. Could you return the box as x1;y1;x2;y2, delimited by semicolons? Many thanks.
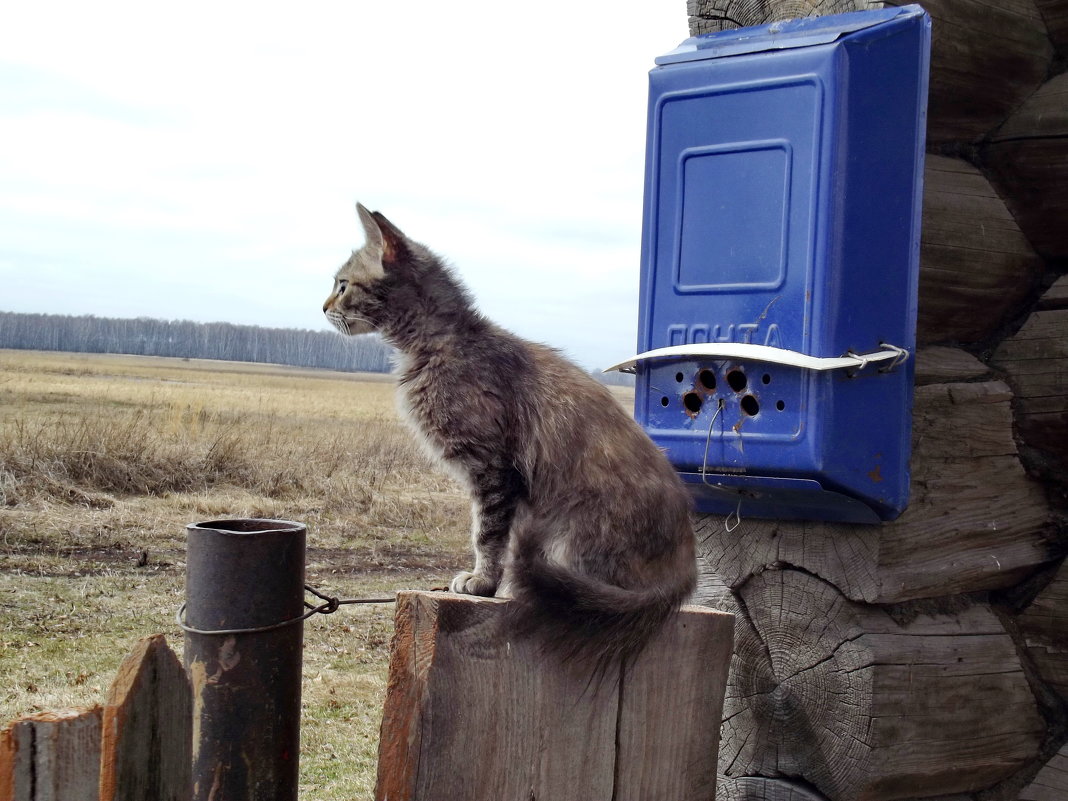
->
0;2;691;371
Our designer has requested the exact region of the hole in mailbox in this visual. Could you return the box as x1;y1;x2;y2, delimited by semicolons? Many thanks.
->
675;372;684;383
661;396;670;407
697;369;717;391
683;392;703;415
727;368;748;393
762;373;772;385
776;400;786;411
741;395;760;416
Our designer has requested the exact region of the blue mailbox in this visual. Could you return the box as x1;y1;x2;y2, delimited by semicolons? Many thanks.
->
610;6;931;523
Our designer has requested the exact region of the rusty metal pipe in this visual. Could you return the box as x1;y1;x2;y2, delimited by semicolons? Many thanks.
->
184;518;306;801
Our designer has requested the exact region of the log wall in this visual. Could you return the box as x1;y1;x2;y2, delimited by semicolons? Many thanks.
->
682;2;1068;799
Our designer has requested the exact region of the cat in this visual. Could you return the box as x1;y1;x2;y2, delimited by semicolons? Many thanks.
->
324;203;697;671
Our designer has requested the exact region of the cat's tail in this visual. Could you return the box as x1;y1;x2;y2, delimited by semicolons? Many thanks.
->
505;538;694;679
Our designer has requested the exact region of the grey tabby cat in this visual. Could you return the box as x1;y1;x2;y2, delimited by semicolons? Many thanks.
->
324;204;696;670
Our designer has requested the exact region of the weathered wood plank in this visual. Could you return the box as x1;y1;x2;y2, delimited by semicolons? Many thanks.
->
1020;744;1068;801
0;707;102;801
615;605;734;801
686;0;1052;143
99;634;191;801
918;156;1043;344
696;380;1054;604
711;569;1043;800
375;590;734;801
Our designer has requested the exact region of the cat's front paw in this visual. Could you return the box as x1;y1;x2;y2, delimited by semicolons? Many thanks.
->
449;571;497;596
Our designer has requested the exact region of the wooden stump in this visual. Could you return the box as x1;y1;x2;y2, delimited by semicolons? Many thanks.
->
375;591;734;801
917;156;1043;344
984;74;1068;260
686;0;1053;144
707;569;1044;800
696;373;1055;604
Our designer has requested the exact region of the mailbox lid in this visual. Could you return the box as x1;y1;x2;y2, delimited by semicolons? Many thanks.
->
655;6;923;65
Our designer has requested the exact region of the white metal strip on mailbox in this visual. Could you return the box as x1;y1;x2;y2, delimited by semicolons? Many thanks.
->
603;343;908;373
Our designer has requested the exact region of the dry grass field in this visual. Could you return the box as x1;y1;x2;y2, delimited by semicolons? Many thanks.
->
0;348;477;799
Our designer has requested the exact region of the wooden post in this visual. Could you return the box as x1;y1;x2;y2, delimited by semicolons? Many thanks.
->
375;590;734;801
0;635;192;801
99;635;192;801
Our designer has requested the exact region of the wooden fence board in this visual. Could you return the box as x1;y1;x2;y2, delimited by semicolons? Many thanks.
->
0;707;102;801
376;590;733;801
99;634;191;801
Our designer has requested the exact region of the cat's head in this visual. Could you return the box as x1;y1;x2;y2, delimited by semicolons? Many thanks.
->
323;203;409;336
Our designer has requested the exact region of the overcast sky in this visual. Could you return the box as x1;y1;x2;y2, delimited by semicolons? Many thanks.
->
0;2;690;370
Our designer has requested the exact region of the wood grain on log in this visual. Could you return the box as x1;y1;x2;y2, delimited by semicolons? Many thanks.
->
375;591;734;801
984;74;1068;260
718;775;830;800
990;291;1068;489
1016;559;1068;703
99;634;191;801
1034;0;1068;52
914;345;990;385
1020;744;1068;800
696;380;1054;604
0;707;102;801
918;156;1044;344
1039;275;1068;311
715;569;1043;800
686;0;1052;143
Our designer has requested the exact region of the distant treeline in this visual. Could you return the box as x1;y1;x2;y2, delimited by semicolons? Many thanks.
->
0;311;393;373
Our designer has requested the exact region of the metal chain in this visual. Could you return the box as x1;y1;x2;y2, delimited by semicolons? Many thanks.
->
175;584;396;636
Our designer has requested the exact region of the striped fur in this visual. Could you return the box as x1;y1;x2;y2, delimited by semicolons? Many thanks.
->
324;204;697;672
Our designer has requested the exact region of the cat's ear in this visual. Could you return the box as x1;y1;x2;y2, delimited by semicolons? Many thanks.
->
370;211;409;266
355;203;408;266
356;203;385;255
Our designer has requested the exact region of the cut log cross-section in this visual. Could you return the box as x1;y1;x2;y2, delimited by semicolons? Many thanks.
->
708;569;1044;800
